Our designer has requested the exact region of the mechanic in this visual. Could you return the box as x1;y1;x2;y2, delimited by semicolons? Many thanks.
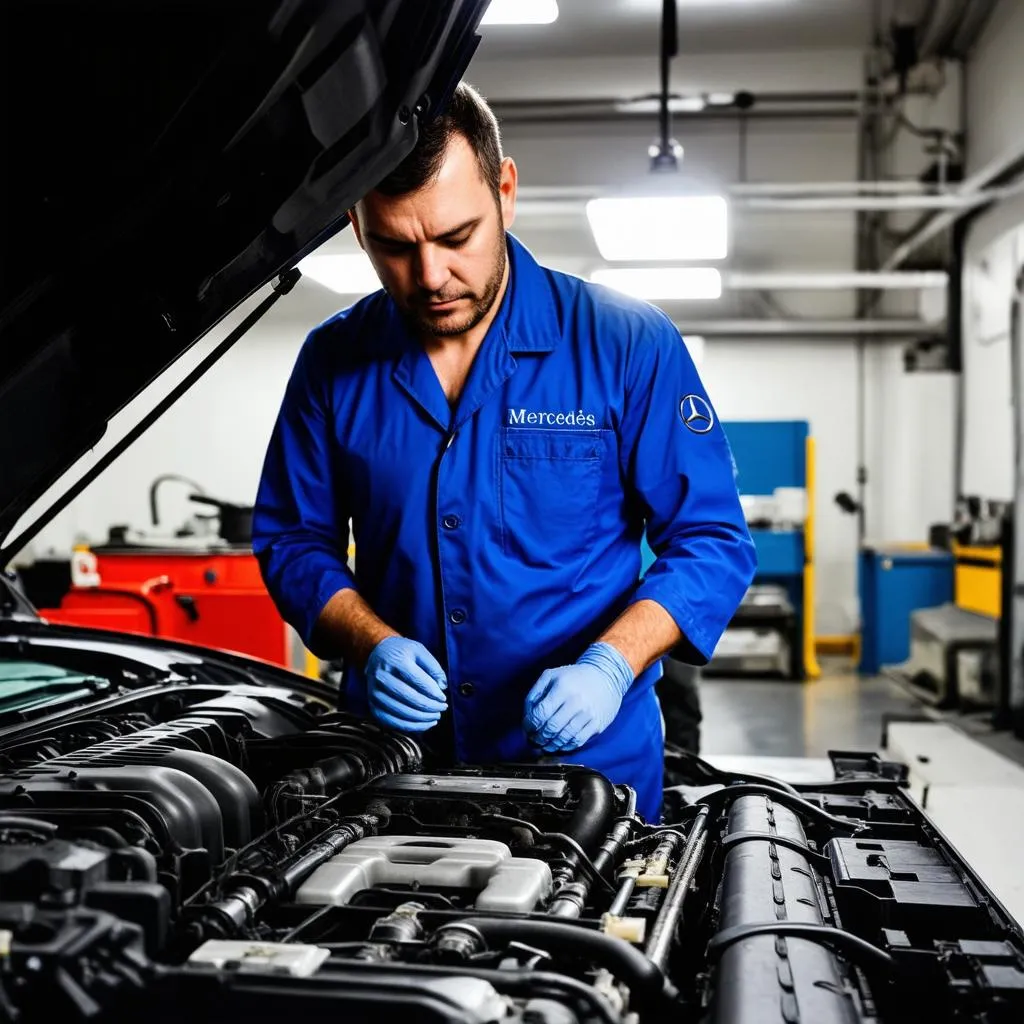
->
253;83;756;822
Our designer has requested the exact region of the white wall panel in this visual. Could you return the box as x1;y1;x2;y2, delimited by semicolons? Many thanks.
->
960;0;1024;502
961;223;1022;501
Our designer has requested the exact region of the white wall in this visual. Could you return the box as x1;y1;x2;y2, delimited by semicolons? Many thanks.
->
15;285;334;561
961;206;1024;501
959;0;1024;501
700;339;859;634
863;343;957;543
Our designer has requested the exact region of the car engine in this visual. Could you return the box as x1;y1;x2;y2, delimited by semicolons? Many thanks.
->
0;658;1023;1023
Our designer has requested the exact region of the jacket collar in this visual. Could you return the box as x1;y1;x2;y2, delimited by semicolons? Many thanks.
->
502;233;561;353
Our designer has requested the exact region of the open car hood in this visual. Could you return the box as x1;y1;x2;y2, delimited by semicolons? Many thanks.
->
0;0;487;556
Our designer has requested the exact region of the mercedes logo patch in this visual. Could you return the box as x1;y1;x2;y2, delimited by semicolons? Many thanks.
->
679;394;715;434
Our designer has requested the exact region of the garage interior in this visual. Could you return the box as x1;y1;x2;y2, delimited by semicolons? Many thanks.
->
5;0;1024;964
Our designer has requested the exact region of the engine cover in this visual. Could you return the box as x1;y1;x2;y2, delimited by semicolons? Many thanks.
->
295;834;553;913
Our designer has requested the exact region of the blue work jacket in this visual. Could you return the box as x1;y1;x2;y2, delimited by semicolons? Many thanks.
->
253;235;755;821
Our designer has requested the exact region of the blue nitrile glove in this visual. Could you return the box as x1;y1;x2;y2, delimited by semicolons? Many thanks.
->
365;636;448;733
523;642;635;754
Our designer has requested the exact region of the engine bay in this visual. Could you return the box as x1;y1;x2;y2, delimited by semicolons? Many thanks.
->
0;645;1023;1023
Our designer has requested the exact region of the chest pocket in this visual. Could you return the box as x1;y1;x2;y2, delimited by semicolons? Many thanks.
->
498;428;606;566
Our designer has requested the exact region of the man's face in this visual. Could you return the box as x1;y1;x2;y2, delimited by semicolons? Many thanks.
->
351;135;517;339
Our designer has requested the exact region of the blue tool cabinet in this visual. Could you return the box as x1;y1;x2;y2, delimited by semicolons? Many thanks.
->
858;546;954;675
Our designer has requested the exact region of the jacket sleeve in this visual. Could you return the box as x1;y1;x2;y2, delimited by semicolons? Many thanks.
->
252;328;356;647
619;311;757;664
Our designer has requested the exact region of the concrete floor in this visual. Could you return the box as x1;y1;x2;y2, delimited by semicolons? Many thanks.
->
698;658;925;759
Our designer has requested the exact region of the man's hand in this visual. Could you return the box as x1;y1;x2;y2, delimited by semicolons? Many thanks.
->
366;636;448;732
523;642;634;753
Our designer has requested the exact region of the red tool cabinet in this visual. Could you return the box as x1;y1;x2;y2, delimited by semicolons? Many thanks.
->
39;546;303;671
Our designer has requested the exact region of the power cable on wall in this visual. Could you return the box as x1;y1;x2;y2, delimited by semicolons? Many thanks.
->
738;113;748;183
851;2;891;545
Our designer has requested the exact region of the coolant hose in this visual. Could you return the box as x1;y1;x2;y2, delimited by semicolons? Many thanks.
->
444;917;675;1005
565;770;616;856
277;812;385;893
546;771;620;915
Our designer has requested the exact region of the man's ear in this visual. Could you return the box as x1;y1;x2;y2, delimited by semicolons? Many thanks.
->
348;206;365;249
499;157;518;231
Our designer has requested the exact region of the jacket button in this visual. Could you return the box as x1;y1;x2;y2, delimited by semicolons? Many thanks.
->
449;608;466;625
442;514;461;530
458;681;475;697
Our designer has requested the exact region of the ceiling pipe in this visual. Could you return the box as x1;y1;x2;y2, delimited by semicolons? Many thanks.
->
488;89;920;127
728;181;942;195
492;91;860;111
881;146;1024;270
490;91;860;116
513;189;1019;218
918;0;1000;58
724;270;947;290
914;0;956;56
517;182;956;198
514;181;975;207
735;193;1005;212
945;0;1000;55
492;107;859;125
670;319;943;338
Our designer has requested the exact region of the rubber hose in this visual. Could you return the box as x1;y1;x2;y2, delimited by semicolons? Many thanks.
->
708;923;896;974
278;814;381;894
280;755;363;797
565;770;616;855
0;815;58;837
450;917;673;1005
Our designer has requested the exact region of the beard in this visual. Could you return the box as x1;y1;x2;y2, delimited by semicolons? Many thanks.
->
396;228;507;340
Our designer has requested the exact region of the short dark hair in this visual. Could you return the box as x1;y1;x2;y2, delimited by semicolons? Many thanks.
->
375;82;503;199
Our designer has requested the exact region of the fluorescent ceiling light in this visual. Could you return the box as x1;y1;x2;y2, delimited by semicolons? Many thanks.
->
482;0;558;25
298;253;381;295
591;267;723;301
586;195;728;261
